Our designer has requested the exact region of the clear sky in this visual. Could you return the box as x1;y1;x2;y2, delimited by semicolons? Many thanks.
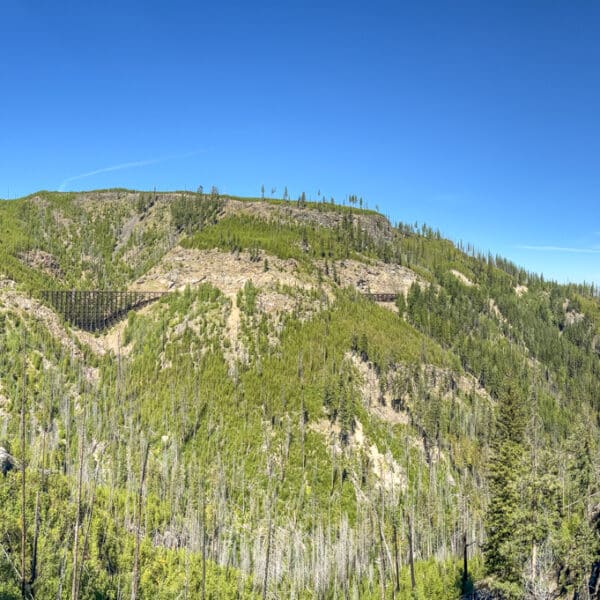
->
1;1;599;285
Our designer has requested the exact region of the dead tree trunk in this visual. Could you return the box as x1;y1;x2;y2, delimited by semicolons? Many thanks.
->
262;486;278;600
78;456;103;593
29;490;40;598
462;531;468;593
407;514;416;592
201;481;206;600
71;420;85;600
131;440;150;600
393;519;400;595
20;351;27;600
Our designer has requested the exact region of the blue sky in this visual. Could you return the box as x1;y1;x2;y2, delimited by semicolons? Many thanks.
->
1;1;599;284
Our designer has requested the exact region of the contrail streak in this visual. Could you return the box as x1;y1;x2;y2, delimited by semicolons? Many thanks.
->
58;151;200;191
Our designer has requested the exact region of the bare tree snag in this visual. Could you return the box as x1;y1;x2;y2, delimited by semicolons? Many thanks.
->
131;439;150;600
393;519;400;595
71;414;85;600
20;348;27;600
407;514;416;592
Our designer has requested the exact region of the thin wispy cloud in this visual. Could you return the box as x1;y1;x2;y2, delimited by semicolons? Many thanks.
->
516;244;600;254
58;151;201;191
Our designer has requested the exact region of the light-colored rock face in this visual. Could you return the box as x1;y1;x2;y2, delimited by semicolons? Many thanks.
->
122;240;429;369
347;352;409;426
562;299;585;326
131;247;314;296
488;298;508;324
345;350;493;472
130;247;320;366
131;247;423;321
515;284;528;297
310;418;407;492
0;277;16;290
331;259;420;297
348;351;492;419
223;199;394;245
564;310;585;326
450;269;475;287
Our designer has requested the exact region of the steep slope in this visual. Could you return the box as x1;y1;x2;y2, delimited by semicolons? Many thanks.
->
0;190;598;599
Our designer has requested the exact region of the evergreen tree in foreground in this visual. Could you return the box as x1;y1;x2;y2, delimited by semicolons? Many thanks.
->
484;379;529;594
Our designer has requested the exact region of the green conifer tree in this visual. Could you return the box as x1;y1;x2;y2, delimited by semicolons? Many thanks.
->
484;380;529;593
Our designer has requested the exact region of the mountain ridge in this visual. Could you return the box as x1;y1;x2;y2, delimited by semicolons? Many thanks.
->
0;189;598;599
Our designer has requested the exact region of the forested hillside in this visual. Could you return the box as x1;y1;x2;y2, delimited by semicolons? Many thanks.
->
0;190;598;599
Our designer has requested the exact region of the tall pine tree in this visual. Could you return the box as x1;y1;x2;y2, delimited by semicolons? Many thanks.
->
484;379;529;592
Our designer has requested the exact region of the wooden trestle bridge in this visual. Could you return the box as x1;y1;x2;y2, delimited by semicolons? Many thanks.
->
39;289;398;332
41;290;167;332
365;292;399;303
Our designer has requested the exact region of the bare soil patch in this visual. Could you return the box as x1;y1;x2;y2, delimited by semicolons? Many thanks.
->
18;249;63;279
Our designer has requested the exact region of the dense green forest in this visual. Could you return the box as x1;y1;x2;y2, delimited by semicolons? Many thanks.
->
0;190;598;599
